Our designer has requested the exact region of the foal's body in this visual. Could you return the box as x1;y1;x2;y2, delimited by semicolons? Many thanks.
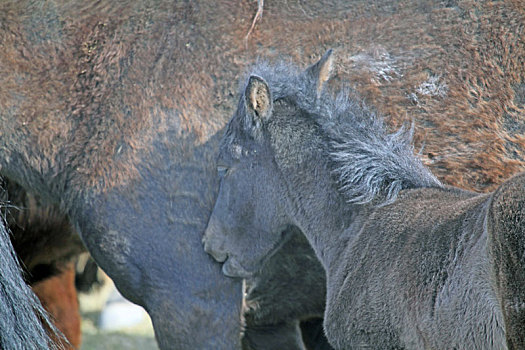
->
324;188;504;349
203;52;525;349
262;110;510;348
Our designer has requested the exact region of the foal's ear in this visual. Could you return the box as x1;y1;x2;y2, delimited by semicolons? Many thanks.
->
305;49;334;94
245;75;273;124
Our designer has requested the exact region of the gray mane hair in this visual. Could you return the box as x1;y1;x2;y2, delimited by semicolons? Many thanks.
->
229;58;443;204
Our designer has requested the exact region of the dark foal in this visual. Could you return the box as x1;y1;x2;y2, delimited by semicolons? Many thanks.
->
204;53;525;349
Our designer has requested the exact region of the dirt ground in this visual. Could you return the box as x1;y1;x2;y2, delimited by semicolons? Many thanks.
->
78;280;159;350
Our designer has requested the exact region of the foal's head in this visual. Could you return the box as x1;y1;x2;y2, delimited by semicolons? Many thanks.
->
202;49;440;278
203;51;334;278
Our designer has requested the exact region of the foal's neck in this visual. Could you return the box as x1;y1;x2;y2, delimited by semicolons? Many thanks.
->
282;150;364;273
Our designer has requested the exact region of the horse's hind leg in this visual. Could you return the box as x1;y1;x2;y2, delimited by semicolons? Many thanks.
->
488;172;525;349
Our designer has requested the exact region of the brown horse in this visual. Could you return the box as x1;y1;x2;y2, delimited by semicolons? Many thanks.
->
1;0;523;348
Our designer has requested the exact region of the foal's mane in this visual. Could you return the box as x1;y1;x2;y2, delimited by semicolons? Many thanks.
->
231;59;443;204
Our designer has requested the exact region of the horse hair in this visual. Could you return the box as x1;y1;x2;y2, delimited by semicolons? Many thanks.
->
0;194;62;350
228;59;443;204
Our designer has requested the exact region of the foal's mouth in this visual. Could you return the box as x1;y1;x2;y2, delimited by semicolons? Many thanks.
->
209;250;228;263
222;226;297;279
222;257;253;279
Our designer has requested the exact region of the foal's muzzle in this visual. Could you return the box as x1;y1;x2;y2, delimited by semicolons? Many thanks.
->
202;238;228;263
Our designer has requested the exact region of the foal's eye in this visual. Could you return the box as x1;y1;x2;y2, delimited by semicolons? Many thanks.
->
217;166;228;178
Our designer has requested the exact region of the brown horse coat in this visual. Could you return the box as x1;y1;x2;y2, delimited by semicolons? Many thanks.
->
1;1;523;348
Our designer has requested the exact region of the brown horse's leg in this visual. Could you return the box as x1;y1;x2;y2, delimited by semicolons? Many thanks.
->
32;262;81;349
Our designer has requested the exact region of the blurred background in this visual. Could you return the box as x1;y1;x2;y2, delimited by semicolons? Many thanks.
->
76;254;158;350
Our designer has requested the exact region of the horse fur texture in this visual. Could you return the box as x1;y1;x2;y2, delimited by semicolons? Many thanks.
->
2;0;525;349
204;53;525;349
228;58;443;204
0;200;63;350
1;180;83;349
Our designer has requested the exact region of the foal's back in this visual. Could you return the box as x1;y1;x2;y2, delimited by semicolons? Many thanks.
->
325;187;507;349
